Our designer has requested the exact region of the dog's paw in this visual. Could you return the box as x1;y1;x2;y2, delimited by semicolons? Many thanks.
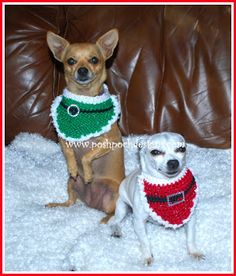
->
111;231;122;238
69;173;78;182
144;255;154;266
84;174;93;184
189;251;205;261
111;224;122;238
45;203;57;208
45;200;73;208
84;178;93;184
100;214;113;224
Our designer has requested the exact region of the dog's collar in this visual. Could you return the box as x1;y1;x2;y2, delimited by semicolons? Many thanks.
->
138;168;198;229
50;84;120;142
62;84;111;104
141;167;188;186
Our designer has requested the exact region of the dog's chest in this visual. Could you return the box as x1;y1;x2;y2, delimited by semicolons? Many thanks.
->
50;85;120;142
138;169;198;229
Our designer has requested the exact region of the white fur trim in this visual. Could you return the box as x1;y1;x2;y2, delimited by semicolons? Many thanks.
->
50;95;63;139
50;85;120;142
138;168;198;229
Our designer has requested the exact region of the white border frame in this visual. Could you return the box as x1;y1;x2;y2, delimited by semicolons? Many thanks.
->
2;2;234;274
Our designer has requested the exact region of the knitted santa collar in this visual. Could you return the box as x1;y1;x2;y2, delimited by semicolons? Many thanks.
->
50;84;120;142
138;168;198;229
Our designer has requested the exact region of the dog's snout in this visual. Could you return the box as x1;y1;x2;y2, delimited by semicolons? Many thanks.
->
76;67;91;83
167;159;179;171
78;67;89;77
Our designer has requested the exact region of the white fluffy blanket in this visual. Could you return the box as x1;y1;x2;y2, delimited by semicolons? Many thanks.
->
5;133;232;272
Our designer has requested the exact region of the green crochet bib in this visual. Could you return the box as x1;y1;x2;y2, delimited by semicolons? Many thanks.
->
51;85;120;142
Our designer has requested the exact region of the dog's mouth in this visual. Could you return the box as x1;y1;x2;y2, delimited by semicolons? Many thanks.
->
166;170;179;176
75;75;96;85
76;78;95;85
74;68;96;86
158;168;180;178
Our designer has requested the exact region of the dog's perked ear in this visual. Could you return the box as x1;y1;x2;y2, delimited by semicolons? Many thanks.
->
136;140;144;150
96;29;119;60
47;31;70;62
135;136;149;151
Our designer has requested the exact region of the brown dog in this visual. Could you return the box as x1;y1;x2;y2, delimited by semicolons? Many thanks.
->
46;29;125;223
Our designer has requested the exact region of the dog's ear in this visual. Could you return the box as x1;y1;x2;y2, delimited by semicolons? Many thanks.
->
136;141;144;150
96;29;119;60
136;137;148;150
47;31;70;62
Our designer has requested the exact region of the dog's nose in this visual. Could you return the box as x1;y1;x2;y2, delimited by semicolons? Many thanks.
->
167;159;179;171
78;67;89;77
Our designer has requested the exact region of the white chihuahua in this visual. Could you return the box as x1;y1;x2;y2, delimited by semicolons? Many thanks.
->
110;132;204;265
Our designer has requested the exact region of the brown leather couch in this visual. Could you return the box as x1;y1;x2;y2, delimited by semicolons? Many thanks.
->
5;5;231;148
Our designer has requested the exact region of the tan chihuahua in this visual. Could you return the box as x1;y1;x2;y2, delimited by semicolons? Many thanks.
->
46;29;125;223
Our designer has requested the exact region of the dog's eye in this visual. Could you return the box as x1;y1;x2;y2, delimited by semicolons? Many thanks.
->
67;58;77;65
150;149;163;156
89;56;99;64
175;147;186;153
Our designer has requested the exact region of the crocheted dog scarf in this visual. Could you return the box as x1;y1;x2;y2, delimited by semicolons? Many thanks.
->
138;168;198;229
51;84;120;142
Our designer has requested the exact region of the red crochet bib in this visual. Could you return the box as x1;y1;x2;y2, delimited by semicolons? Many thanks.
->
138;168;198;229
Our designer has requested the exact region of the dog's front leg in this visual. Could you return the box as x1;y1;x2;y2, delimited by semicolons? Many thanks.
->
81;141;110;183
60;138;78;178
185;214;205;260
133;216;153;266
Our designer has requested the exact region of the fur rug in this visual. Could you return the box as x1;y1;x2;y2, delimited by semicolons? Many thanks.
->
4;133;232;272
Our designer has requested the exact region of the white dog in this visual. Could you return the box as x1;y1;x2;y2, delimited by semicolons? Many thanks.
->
110;132;204;265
